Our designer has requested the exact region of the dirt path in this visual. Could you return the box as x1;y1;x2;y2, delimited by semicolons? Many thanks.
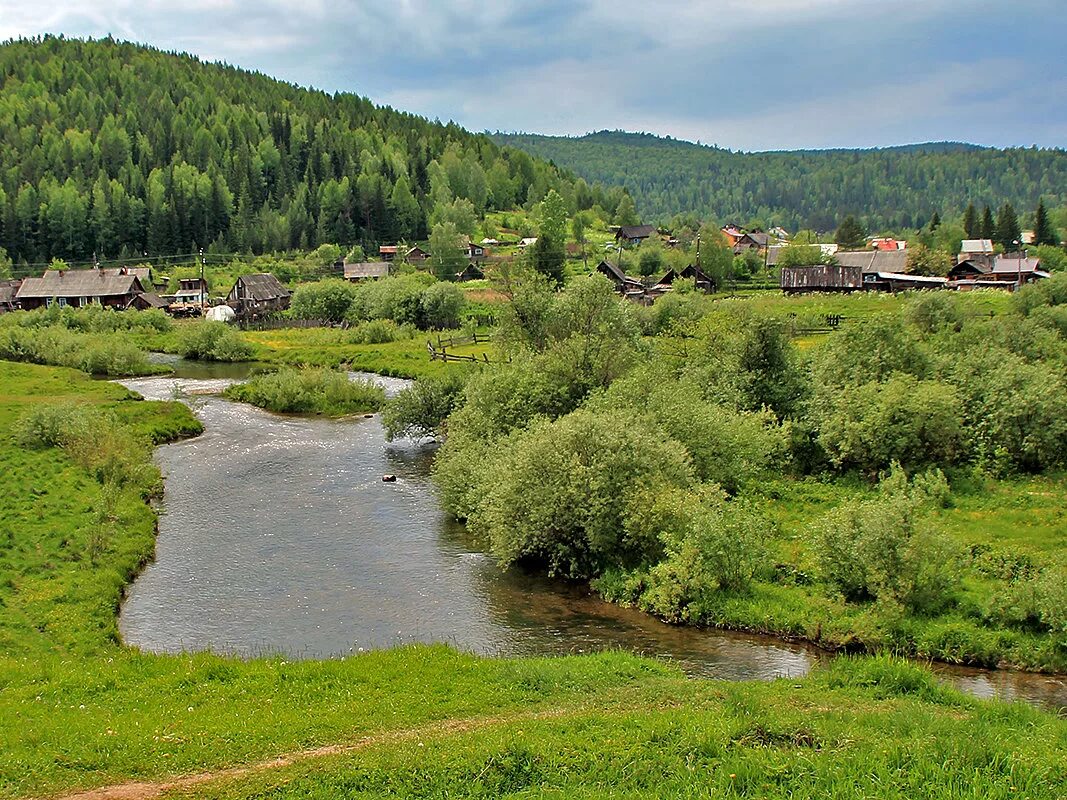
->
46;706;578;800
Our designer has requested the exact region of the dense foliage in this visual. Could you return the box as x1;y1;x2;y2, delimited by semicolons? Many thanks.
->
492;130;1067;231
0;303;170;374
0;37;620;269
385;271;1067;668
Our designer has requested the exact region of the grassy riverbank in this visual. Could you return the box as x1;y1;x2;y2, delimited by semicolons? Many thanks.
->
0;359;1065;798
132;322;492;379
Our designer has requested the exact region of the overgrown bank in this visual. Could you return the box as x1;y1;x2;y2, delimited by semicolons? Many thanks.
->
1;359;1065;799
384;272;1067;673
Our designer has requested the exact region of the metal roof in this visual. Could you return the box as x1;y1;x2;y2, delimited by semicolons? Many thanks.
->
16;270;144;299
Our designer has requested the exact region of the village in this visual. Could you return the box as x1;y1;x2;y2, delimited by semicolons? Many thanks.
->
0;216;1055;321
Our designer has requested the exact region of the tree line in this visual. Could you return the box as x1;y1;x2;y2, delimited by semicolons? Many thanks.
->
492;130;1067;233
0;37;627;270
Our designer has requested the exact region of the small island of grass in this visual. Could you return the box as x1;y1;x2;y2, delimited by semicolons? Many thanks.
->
223;367;386;416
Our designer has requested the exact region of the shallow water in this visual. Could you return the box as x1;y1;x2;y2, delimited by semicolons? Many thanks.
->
118;362;1067;712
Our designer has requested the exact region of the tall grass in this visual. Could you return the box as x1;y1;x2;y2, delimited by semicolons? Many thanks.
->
224;367;386;415
0;323;161;375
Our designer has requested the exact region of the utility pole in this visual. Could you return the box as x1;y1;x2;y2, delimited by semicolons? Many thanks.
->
1013;239;1022;291
200;248;206;313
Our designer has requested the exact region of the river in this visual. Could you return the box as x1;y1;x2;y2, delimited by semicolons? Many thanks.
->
118;359;1067;712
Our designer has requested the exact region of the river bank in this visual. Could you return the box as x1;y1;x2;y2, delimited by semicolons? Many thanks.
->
118;366;1067;709
0;359;1065;799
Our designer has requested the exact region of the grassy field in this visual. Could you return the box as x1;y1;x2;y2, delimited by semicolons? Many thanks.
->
0;359;1065;798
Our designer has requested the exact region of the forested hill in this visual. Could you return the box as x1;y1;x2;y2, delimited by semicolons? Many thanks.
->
0;37;616;268
492;130;1067;230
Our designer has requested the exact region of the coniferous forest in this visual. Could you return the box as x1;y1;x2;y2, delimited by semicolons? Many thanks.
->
0;37;618;268
492;130;1067;231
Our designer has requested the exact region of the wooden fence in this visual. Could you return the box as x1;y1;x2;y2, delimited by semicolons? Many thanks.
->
427;330;504;364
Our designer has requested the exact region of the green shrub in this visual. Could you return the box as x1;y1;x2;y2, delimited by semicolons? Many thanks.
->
177;321;255;361
419;281;466;329
17;403;154;489
344;319;414;345
815;374;963;473
382;372;470;442
816;465;961;614
624;486;771;618
470;408;694;578
0;324;156;376
591;368;788;493
224;368;385;415
349;273;435;327
290;279;358;323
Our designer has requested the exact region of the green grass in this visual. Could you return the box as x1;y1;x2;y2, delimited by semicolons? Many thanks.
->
625;472;1067;672
134;322;491;379
223;367;386;416
138;658;1067;799
0;360;1065;798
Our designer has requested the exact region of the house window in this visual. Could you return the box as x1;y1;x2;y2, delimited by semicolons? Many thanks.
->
57;297;68;307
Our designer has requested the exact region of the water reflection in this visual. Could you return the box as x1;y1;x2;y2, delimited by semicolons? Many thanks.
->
118;370;1066;713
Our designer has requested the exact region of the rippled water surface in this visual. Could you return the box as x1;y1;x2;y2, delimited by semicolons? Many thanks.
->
118;361;1067;712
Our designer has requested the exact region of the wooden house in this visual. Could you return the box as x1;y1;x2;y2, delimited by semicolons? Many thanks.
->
173;277;209;306
657;264;715;293
986;254;1048;286
947;259;992;282
614;225;656;246
732;232;770;254
405;246;430;262
379;245;399;261
15;269;146;310
226;273;291;316
0;279;21;312
455;263;485;282
596;260;644;294
343;262;390;282
126;292;169;311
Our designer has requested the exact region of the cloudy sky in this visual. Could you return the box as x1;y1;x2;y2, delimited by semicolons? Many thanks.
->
1;0;1064;151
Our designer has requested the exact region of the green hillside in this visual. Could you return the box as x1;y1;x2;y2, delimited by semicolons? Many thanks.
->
0;37;621;269
492;130;1067;230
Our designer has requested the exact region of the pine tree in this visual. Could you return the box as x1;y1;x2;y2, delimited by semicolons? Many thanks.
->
1034;199;1058;246
962;203;978;238
929;211;941;231
980;206;995;239
994;203;1021;250
834;214;867;249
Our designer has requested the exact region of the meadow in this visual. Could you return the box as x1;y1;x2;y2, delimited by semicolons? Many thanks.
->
0;358;1064;798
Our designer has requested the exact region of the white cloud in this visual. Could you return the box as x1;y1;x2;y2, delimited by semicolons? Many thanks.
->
0;0;1061;149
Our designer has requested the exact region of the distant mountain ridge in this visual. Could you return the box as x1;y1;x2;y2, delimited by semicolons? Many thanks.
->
492;130;1063;230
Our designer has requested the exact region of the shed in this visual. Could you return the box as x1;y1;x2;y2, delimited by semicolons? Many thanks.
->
0;279;21;312
344;262;390;282
455;263;484;282
226;273;291;316
781;265;863;293
126;292;169;311
596;260;643;293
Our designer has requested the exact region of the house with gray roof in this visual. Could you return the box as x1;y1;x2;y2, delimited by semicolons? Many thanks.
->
226;273;291;316
15;269;146;310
